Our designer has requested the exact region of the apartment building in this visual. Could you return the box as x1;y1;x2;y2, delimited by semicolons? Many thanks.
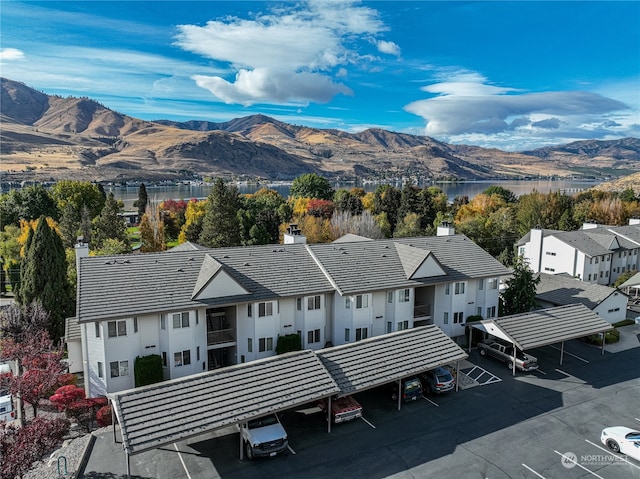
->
73;232;508;397
517;220;640;286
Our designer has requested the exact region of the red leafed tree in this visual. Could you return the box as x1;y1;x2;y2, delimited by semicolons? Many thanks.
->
0;416;69;479
4;330;67;418
50;385;109;432
307;199;335;219
96;404;113;427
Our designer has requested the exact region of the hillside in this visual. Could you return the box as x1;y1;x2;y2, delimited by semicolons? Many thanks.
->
2;78;639;183
592;172;640;195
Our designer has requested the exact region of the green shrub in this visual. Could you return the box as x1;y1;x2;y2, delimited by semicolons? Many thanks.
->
612;319;635;328
583;328;620;345
134;355;164;387
276;334;302;354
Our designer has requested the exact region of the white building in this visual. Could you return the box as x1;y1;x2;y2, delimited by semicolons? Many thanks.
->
535;272;628;324
516;221;640;286
73;233;508;397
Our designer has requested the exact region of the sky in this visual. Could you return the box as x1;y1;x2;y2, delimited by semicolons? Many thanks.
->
1;1;639;151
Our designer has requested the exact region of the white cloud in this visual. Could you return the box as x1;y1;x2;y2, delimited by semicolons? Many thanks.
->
404;72;633;150
193;69;352;106
0;48;25;61
175;1;395;106
376;40;400;57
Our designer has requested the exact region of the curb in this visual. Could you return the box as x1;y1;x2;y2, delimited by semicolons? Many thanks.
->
73;433;97;479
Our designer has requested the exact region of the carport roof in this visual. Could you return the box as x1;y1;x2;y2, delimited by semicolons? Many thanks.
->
316;325;468;396
108;349;340;455
472;303;613;351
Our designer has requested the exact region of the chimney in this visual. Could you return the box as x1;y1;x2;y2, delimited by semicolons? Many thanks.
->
629;218;640;226
75;236;89;270
582;221;598;230
283;223;307;244
436;221;455;237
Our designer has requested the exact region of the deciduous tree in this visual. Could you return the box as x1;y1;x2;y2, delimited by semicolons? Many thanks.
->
290;173;335;200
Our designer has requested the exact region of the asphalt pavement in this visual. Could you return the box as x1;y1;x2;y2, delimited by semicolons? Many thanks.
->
79;336;640;479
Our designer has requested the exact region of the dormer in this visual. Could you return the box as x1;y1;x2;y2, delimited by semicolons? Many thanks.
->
191;254;250;300
395;243;446;279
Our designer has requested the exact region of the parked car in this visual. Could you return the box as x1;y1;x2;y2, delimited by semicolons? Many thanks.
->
318;395;363;423
478;338;539;372
601;426;640;461
240;414;288;460
420;366;455;394
0;393;14;423
389;377;423;402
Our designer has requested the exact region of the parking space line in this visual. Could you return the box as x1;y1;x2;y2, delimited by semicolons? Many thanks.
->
585;439;640;471
287;445;297;455
535;369;547;375
553;450;604;478
360;416;376;429
548;345;589;363
522;463;546;478
422;395;439;407
635;417;640;422
174;443;193;479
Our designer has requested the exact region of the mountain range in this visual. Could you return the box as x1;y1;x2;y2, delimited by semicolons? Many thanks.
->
2;78;639;184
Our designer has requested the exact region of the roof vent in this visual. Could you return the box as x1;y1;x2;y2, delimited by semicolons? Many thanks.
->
382;254;387;257
342;251;348;255
123;259;131;264
188;257;194;261
223;255;230;258
244;262;250;266
177;268;184;272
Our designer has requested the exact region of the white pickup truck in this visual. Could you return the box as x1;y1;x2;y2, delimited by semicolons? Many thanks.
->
478;338;539;372
240;414;288;460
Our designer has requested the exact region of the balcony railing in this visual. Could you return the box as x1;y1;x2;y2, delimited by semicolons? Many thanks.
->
413;304;431;319
207;328;235;346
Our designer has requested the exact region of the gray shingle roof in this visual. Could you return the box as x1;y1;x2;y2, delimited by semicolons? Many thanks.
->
552;230;614;257
77;235;508;323
308;235;509;295
77;243;334;322
316;325;468;396
64;316;81;342
516;229;563;247
108;350;340;455
535;273;624;309
490;303;613;350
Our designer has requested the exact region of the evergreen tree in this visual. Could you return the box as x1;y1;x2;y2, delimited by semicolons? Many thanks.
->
18;217;72;342
58;203;81;248
137;183;149;222
198;179;241;248
91;193;129;250
373;185;401;234
499;257;540;316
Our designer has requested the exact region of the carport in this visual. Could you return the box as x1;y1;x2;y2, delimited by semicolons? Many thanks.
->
108;349;340;478
317;325;468;412
469;303;614;375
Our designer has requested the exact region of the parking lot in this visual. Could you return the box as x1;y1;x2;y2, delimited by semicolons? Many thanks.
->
82;337;640;479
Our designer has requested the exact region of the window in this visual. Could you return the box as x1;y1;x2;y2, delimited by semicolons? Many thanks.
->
445;283;450;295
600;271;603;278
173;312;189;329
307;329;321;344
345;328;350;342
486;306;496;318
110;360;129;378
248;304;252;317
197;346;200;361
454;282;465;295
174;350;191;367
545;251;557;256
97;362;103;378
258;302;273;317
443;312;449;324
608;307;620;313
162;352;167;367
544;267;556;272
356;294;368;309
397;320;409;331
387;292;393;303
248;338;253;352
133;317;138;333
307;296;321;310
519;247;525;256
477;307;482;316
398;289;410;303
588;274;592;281
297;298;302;311
453;312;464;324
107;320;126;338
386;322;392;334
160;315;166;330
345;297;351;309
355;327;368;341
478;279;484;290
258;337;274;352
488;278;498;290
95;322;100;338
